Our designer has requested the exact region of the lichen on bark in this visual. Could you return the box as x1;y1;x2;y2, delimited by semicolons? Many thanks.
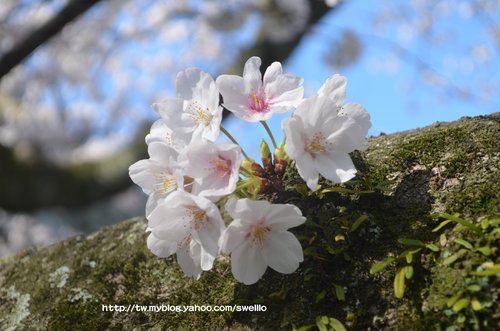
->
0;113;498;330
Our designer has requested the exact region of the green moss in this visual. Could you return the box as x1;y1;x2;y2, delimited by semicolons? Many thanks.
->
424;266;466;312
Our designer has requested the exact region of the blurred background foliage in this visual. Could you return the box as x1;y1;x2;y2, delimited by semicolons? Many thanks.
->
0;0;498;257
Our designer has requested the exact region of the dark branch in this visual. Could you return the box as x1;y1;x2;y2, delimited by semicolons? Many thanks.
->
0;0;102;80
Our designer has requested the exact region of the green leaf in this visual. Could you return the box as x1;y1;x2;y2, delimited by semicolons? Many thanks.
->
394;267;406;299
471;298;482;311
405;251;413;264
452;298;470;312
425;243;440;252
454;238;473;249
370;257;395;274
476;246;491;256
440;213;482;235
328;318;346;331
295;184;309;196
316;290;326;303
466;284;481;292
488;218;500;226
321;187;374;195
405;265;414;279
315;316;328;331
398;248;421;259
471;263;500;276
304;273;316;281
303;247;319;256
432;219;452;232
293;325;315;331
350;214;369;233
443;249;467;266
447;292;462;307
398;238;425;247
334;284;345;301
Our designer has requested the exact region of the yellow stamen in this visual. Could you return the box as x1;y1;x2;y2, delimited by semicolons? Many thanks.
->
305;132;327;155
162;177;177;193
188;207;207;230
189;101;213;126
247;221;270;245
155;173;178;195
214;157;231;177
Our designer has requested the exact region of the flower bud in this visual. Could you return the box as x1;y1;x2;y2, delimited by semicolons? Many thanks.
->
260;139;271;162
274;139;288;162
241;158;255;174
274;158;287;175
250;162;265;177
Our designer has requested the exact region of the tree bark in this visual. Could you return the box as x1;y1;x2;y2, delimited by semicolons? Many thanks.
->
0;113;498;329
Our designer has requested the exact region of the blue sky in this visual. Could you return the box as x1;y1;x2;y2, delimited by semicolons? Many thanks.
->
223;0;499;159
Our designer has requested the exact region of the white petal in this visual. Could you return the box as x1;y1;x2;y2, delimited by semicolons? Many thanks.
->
318;74;346;105
341;103;371;138
152;98;184;121
196;220;221;260
262;61;283;87
262;231;303;274
218;219;246;253
224;198;269;223
145;119;189;152
282;117;306;159
242;56;262;89
315;152;356;183
265;204;306;231
147;232;177;258
148;141;178;165
327;115;369;152
266;74;304;106
148;193;190;234
177;243;202;279
176;68;213;101
295;154;320;191
231;242;267;285
178;142;214;178
216;75;256;121
294;95;337;128
128;159;158;194
145;193;159;217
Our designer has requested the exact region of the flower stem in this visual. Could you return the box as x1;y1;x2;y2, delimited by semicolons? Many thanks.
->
220;126;251;160
239;167;253;177
260;121;277;149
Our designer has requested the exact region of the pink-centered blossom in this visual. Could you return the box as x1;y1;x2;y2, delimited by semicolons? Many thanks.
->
219;198;306;285
147;191;225;279
216;56;304;122
178;141;241;200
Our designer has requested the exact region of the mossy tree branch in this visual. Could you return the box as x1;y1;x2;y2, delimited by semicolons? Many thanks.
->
0;113;498;329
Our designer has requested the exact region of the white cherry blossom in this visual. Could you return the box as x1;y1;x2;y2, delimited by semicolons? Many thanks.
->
178;141;241;200
128;141;184;216
283;95;370;190
219;198;306;285
147;191;225;279
318;74;371;140
216;56;304;122
153;68;222;143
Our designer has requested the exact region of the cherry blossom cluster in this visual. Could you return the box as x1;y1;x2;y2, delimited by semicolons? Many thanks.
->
129;56;371;285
